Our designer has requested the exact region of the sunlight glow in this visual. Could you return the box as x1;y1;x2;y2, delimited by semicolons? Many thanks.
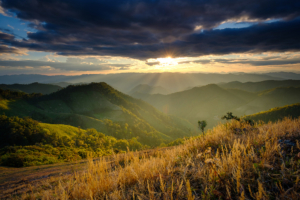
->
157;57;178;66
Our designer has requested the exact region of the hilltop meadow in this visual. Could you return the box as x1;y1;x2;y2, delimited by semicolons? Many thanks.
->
1;117;299;199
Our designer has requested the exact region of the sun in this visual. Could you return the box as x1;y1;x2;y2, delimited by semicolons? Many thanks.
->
157;57;178;66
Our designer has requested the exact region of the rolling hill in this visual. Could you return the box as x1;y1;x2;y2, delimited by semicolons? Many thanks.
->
0;83;194;146
0;82;62;94
137;84;300;127
244;103;300;123
219;80;300;92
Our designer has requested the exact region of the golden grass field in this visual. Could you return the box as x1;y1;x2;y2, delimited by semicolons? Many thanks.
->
4;117;300;199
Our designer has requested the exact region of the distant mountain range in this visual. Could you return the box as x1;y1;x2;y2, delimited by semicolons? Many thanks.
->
219;80;300;92
0;83;194;146
0;82;62;94
128;84;170;95
1;72;296;94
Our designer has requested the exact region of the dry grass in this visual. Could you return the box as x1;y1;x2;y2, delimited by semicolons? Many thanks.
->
15;118;300;199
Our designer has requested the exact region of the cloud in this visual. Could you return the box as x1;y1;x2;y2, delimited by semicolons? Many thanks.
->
0;0;300;59
0;45;24;55
214;58;300;66
0;60;131;71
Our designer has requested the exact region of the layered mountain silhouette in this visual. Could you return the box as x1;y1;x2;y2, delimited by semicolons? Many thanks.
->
0;72;285;93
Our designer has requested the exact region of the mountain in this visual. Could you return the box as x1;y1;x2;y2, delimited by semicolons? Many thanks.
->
235;87;300;115
0;82;62;94
137;84;300;128
219;80;300;92
266;72;300;80
0;73;282;93
129;84;170;95
135;84;252;127
0;83;194;146
244;103;300;123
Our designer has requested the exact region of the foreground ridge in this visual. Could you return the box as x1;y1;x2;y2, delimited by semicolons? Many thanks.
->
12;118;300;199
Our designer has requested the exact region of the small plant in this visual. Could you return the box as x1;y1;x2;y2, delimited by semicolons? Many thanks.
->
198;120;207;134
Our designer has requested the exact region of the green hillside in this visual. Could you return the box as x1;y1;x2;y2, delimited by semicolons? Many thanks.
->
0;82;62;94
0;83;194;146
219;80;300;92
0;115;146;167
244;103;300;123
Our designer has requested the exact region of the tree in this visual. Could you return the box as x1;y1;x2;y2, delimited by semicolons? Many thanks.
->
198;120;207;134
221;112;240;121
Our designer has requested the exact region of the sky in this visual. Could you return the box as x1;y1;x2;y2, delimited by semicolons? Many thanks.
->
0;0;300;75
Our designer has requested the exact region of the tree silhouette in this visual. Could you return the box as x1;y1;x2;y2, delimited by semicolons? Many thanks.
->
198;120;207;134
221;112;240;121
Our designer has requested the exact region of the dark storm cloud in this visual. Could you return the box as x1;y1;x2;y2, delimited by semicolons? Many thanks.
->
0;60;130;71
1;0;300;59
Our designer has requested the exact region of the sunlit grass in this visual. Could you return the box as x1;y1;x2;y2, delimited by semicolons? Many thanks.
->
17;117;300;199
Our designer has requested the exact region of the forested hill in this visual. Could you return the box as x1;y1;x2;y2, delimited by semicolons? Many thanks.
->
0;83;194;146
0;82;62;94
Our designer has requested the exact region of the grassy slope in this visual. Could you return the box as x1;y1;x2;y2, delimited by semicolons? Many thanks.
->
22;117;300;199
244;103;300;123
39;123;86;137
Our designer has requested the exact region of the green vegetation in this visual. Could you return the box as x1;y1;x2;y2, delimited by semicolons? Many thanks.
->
244;103;300;123
0;115;146;167
0;83;195;148
197;120;207;133
19;117;300;199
